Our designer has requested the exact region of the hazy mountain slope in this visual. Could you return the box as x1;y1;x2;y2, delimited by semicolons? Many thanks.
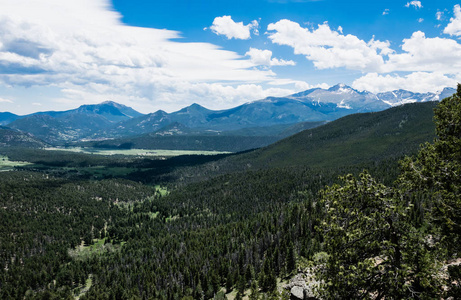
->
91;135;279;152
0;112;20;126
32;101;143;121
100;85;452;139
8;114;114;144
67;101;143;122
104;86;386;137
0;126;48;148
8;115;75;144
8;102;143;144
81;120;326;152
2;86;454;147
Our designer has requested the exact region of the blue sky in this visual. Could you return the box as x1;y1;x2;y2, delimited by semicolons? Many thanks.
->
1;0;461;114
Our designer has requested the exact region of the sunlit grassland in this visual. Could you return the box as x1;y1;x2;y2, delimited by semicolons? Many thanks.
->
45;147;230;157
68;238;125;261
0;155;32;171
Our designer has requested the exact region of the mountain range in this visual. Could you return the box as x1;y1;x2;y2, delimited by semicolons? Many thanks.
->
0;84;455;149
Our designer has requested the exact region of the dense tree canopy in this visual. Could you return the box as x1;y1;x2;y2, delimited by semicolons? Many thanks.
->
317;172;441;299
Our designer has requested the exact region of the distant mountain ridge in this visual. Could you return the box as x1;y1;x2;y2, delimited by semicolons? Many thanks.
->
99;84;453;138
6;101;144;144
0;112;21;126
0;85;456;147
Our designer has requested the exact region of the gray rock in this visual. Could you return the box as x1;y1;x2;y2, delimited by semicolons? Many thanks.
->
290;286;304;300
284;271;321;300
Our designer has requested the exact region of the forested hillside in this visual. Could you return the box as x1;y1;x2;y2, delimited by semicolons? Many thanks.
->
170;101;438;185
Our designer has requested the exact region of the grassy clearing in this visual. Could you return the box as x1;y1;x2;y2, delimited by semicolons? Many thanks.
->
0;155;32;171
45;147;230;157
68;238;123;261
155;185;169;196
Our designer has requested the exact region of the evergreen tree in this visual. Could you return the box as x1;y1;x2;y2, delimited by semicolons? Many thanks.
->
398;83;461;296
316;172;441;299
237;274;245;295
225;270;234;293
285;241;296;276
399;84;461;252
249;279;260;300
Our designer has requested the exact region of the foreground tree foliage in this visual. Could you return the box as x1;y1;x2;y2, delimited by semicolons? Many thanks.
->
317;85;461;298
399;84;461;252
317;173;441;299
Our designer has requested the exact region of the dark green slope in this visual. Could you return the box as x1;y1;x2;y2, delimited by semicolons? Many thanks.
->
174;102;438;181
236;101;437;169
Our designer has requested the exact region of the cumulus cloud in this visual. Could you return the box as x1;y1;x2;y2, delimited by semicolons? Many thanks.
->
405;1;422;9
383;9;390;16
352;72;458;94
267;20;392;72
53;80;296;112
245;48;295;67
209;16;259;40
0;0;285;113
267;78;329;90
267;18;461;77
444;4;461;36
385;31;461;73
292;81;329;91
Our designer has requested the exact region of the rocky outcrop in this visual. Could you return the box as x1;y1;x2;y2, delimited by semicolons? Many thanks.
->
283;271;320;300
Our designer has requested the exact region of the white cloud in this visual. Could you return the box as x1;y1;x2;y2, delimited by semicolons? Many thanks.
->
267;20;392;72
352;72;457;94
385;31;461;73
266;17;461;75
209;16;259;40
245;48;295;67
418;18;424;23
405;1;422;9
444;4;461;36
0;0;286;113
267;78;329;90
436;11;443;21
293;81;329;91
383;9;390;16
0;97;13;103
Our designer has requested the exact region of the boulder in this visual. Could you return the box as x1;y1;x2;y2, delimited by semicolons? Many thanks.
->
284;271;320;300
290;286;304;300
